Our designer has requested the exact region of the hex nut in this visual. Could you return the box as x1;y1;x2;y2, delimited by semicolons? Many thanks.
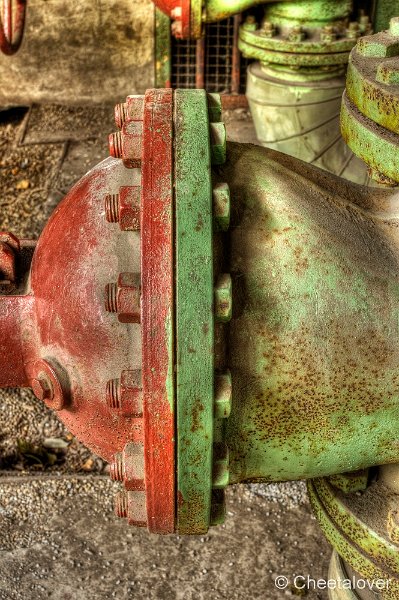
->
213;183;230;232
127;490;147;527
109;121;143;164
214;370;232;419
215;273;232;322
105;273;141;323
117;272;141;323
106;370;143;416
210;122;226;166
114;95;144;128
119;186;141;231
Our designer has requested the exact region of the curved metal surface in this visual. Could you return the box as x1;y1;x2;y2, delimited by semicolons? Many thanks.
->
0;0;26;55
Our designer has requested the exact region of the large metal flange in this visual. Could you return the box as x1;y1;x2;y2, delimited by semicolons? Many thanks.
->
107;89;230;534
174;89;230;534
308;477;399;598
141;89;175;534
107;89;175;534
238;11;370;70
341;19;399;185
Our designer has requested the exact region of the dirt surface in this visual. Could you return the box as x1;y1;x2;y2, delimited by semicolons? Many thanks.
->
0;477;330;600
0;103;331;599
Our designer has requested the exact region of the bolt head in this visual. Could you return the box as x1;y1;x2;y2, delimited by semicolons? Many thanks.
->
123;442;145;491
171;20;183;38
210;122;226;166
215;273;232;323
126;490;147;527
31;375;54;402
117;272;141;324
120;370;143;416
119;186;141;231
391;17;399;37
213;183;230;232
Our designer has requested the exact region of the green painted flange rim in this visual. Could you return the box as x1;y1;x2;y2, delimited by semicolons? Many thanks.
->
239;25;357;55
238;35;351;67
313;478;399;573
174;89;215;534
308;479;399;598
346;46;399;136
341;90;399;183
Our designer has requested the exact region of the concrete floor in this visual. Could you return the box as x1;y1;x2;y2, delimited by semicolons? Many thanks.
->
0;102;331;600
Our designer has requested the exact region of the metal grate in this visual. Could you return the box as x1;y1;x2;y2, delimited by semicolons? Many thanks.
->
171;16;249;94
171;37;196;89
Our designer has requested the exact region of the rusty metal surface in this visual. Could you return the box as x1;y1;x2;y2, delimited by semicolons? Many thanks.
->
221;141;399;483
4;87;399;539
141;89;175;534
174;89;215;534
346;19;399;134
238;1;370;70
308;475;399;598
341;18;399;185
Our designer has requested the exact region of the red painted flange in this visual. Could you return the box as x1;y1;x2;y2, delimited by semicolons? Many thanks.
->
141;89;175;533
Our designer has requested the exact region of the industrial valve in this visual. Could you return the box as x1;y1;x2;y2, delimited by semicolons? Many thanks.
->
3;83;399;595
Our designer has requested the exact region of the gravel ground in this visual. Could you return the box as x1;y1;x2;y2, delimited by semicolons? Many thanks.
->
0;103;331;599
0;477;330;600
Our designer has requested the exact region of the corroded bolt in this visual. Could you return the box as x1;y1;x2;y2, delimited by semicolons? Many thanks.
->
210;122;226;166
110;452;124;481
109;132;123;158
357;34;399;58
109;442;145;491
31;374;54;402
208;93;222;123
212;443;229;489
171;20;183;38
105;272;141;323
359;14;371;35
104;186;141;231
320;25;336;43
114;103;128;129
215;273;232;322
210;490;226;526
114;95;144;128
213;183;230;232
391;17;399;37
329;469;369;493
127;491;147;527
387;510;399;543
242;15;257;32
215;370;232;419
376;59;399;85
108;121;143;164
288;26;305;42
115;490;128;519
346;21;360;39
106;370;143;416
260;20;275;38
0;232;20;283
